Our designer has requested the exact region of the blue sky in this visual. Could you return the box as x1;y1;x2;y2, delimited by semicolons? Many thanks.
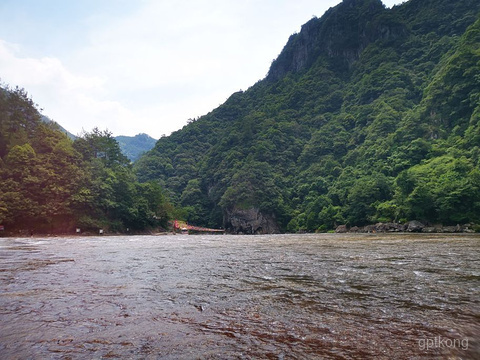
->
0;0;403;138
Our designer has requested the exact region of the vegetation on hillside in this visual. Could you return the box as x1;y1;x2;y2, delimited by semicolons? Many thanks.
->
1;0;478;234
115;133;157;162
0;87;175;234
135;0;480;232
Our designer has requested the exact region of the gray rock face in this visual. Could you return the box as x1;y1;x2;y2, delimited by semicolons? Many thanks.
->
267;0;406;81
344;222;476;233
406;220;425;232
375;222;406;232
224;207;280;234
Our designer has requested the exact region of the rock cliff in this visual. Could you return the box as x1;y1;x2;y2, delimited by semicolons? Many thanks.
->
224;207;280;234
267;0;407;81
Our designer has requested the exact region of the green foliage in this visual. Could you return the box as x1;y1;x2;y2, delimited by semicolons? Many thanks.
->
0;86;176;233
70;130;175;232
115;133;157;162
134;1;480;231
395;156;480;224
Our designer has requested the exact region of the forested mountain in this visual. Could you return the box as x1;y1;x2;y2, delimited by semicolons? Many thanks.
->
115;133;157;162
0;86;174;234
38;117;155;162
40;115;77;140
39;116;156;162
135;0;480;233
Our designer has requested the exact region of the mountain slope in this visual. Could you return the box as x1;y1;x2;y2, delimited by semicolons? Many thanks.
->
40;115;77;140
115;133;157;162
0;86;173;233
135;0;480;233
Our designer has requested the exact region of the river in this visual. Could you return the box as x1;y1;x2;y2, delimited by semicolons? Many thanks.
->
0;233;478;359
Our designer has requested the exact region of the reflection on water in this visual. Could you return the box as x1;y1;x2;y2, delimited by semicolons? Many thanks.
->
0;233;479;359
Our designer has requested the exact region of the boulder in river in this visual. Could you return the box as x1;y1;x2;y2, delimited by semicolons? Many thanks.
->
335;225;348;233
406;220;425;232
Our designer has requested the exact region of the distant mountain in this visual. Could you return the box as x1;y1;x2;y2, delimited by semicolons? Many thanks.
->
39;116;155;162
39;113;156;162
135;0;480;233
0;87;172;234
115;133;157;162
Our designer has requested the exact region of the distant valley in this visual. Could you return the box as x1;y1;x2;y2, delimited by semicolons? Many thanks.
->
40;116;156;162
115;133;157;162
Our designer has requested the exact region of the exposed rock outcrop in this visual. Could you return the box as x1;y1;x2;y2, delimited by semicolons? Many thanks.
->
406;220;425;232
267;0;407;81
335;224;349;233
224;207;280;234
339;221;476;233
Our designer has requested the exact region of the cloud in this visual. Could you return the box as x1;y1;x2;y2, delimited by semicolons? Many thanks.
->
0;39;134;135
61;0;334;136
1;0;405;137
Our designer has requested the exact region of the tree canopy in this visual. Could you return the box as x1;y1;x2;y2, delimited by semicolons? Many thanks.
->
135;0;480;232
0;87;175;234
2;0;479;234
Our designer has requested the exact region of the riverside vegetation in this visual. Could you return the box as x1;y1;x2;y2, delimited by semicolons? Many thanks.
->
0;87;176;234
1;0;480;234
135;0;480;233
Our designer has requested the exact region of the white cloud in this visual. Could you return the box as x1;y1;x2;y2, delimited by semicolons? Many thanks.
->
0;39;133;135
0;0;406;137
61;0;337;137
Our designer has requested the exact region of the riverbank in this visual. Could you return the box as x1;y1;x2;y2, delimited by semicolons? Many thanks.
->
335;221;479;234
0;228;168;238
1;220;479;238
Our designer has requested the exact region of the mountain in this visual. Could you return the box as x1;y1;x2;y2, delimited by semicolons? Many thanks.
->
115;133;157;162
39;115;155;162
0;86;174;234
37;116;155;162
40;115;77;140
134;0;480;234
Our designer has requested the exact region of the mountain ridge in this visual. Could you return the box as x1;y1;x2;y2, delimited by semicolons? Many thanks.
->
115;133;157;162
134;0;480;233
39;115;156;162
267;0;407;81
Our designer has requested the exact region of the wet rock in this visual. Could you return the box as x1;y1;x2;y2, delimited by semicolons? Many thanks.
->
374;222;405;232
374;223;387;232
347;222;476;233
442;226;458;233
406;220;425;232
462;224;475;233
224;207;280;234
335;225;348;233
193;304;205;312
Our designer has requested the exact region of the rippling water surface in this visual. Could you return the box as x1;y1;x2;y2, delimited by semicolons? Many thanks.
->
1;233;479;359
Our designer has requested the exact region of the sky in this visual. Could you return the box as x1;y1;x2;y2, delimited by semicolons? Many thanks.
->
0;0;403;138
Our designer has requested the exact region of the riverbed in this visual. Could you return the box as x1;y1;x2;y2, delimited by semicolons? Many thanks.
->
0;233;479;359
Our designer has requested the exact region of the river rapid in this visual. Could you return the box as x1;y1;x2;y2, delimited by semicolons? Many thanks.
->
0;233;479;359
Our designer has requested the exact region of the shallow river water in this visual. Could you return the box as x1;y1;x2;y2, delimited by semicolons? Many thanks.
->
0;233;479;359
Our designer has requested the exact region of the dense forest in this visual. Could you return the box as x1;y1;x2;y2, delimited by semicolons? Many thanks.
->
0;86;176;234
135;0;480;233
115;133;157;162
1;0;479;235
